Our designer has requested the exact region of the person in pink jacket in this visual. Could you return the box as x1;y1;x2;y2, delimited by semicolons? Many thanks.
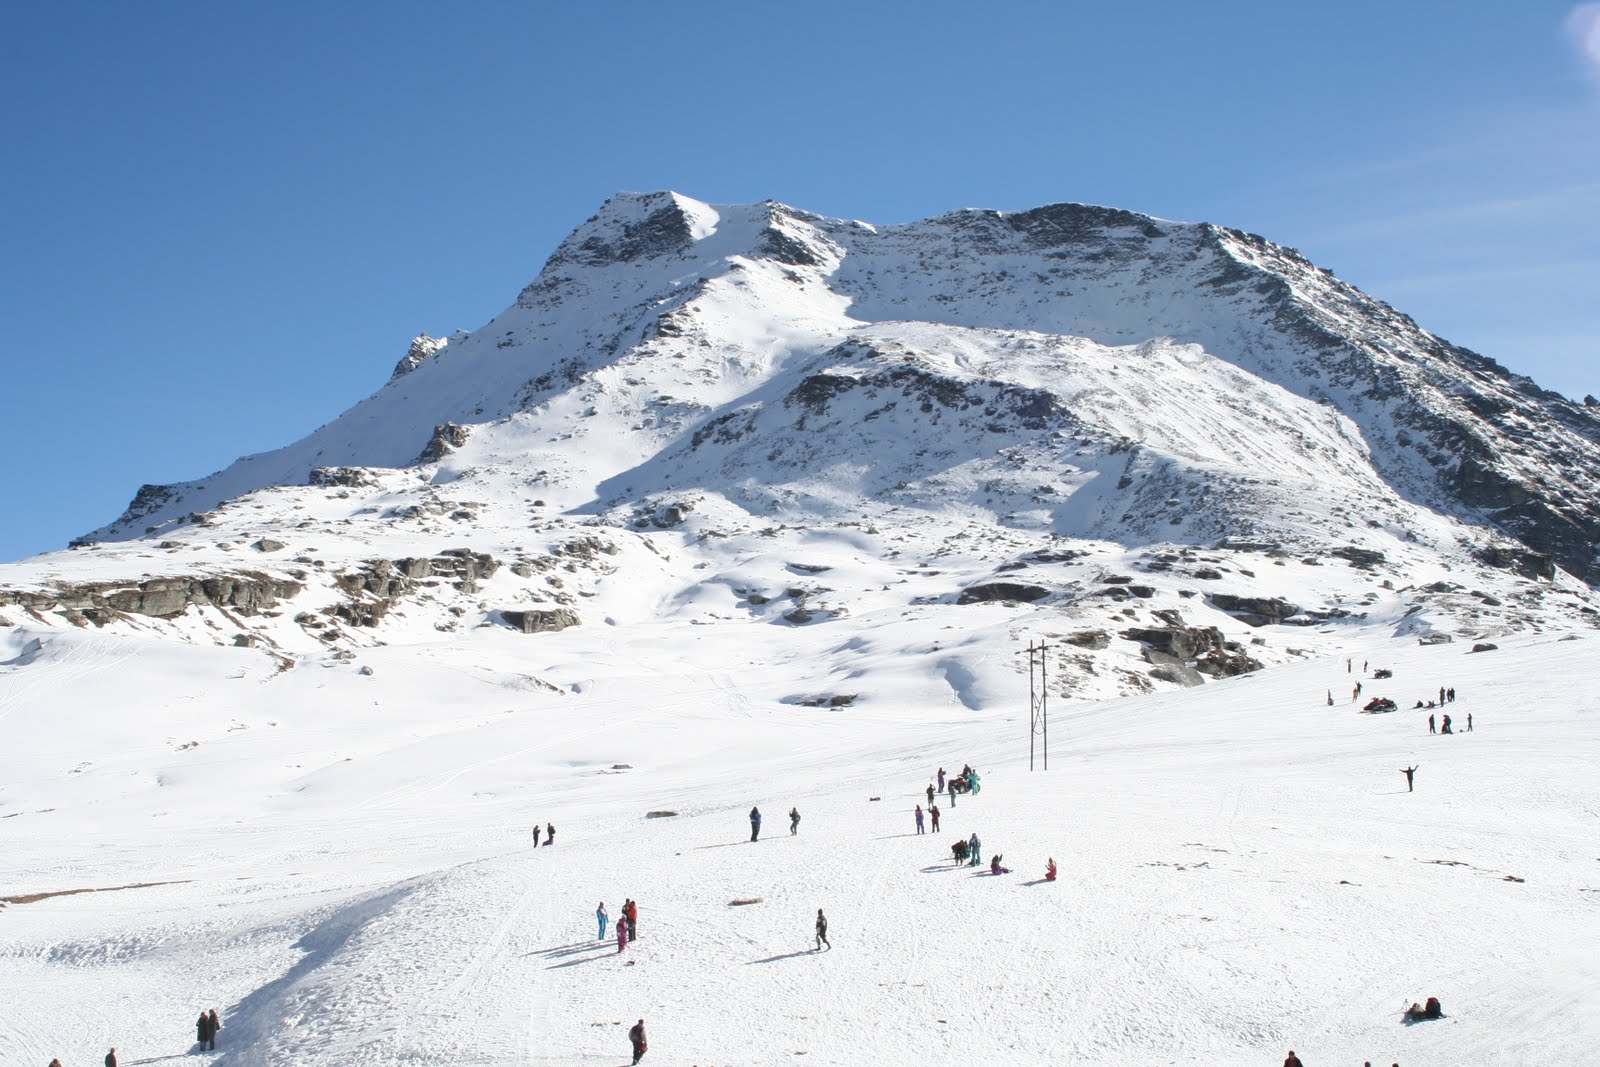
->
617;915;629;953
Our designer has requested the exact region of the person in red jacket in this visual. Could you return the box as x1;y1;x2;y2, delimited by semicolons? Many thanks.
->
624;898;639;940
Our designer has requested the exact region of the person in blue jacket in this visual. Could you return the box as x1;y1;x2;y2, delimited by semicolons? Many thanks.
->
750;806;762;842
596;902;608;941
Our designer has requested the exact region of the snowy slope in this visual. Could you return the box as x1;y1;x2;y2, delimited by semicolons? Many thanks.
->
2;617;1596;1065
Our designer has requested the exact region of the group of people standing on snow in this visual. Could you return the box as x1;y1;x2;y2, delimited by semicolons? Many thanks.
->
601;898;641;952
532;820;556;846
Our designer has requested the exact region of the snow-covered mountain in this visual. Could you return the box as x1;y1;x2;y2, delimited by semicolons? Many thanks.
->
3;191;1595;692
5;194;1600;1065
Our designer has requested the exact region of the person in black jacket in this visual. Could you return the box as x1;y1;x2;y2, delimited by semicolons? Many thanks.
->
815;908;830;950
1401;765;1417;792
105;1050;118;1067
628;1018;647;1064
197;1010;212;1049
749;807;762;842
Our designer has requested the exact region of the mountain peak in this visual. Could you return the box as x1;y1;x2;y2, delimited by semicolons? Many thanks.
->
543;190;720;271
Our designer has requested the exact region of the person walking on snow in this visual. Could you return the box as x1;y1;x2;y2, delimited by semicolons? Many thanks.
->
1467;712;1473;731
544;822;555;846
750;806;762;842
1401;765;1418;792
1428;713;1435;734
624;898;639;940
930;803;941;832
196;1010;213;1050
915;805;925;833
628;1018;647;1065
596;902;608;941
968;832;982;866
208;1009;220;1047
815;908;830;950
790;807;801;835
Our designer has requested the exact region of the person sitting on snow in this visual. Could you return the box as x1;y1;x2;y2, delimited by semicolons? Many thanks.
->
990;854;1010;875
1045;858;1057;881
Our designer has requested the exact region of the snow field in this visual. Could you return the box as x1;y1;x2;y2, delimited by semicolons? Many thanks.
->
3;624;1597;1065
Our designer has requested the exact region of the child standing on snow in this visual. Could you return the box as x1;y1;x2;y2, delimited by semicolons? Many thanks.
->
617;915;629;953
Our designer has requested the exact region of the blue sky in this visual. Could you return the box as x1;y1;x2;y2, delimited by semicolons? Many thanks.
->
3;1;1596;562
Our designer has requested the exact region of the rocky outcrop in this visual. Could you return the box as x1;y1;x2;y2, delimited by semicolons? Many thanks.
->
318;550;502;630
309;466;382;489
415;422;471;465
1208;593;1300;626
1059;630;1110;650
501;609;579;634
957;582;1051;605
1474;544;1556;581
0;573;302;626
1121;625;1263;679
389;332;448;381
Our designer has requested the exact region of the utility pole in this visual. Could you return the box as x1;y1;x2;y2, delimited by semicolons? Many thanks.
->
1026;640;1049;770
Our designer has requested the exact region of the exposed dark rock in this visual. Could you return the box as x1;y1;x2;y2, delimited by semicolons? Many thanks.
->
1147;655;1205;687
957;582;1051;605
252;539;285;553
415;422;471;465
502;608;580;634
1208;593;1300;626
1469;642;1499;653
1474;544;1555;581
0;573;301;623
1331;546;1386;568
309;466;380;489
389;332;447;380
1059;630;1109;650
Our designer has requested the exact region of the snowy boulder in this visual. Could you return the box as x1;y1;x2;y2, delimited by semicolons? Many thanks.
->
1470;642;1499;653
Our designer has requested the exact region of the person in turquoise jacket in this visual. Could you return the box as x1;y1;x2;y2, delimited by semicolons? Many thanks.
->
596;902;608;941
968;832;981;866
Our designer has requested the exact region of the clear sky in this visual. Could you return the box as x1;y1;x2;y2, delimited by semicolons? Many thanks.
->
3;1;1597;562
